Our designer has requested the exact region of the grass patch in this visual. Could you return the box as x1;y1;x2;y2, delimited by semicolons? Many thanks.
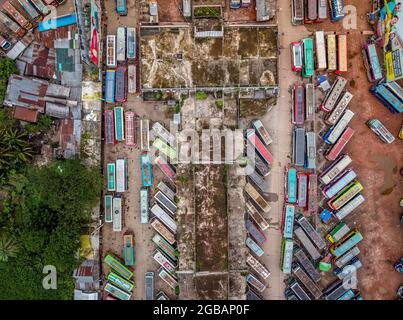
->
196;91;208;100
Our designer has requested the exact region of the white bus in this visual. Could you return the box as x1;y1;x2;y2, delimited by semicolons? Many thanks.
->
151;204;177;233
152;122;176;146
319;154;352;185
247;254;270;279
140;119;150;151
323;110;354;144
246;274;266;292
116;158;127;193
128;64;136;94
117;27;126;62
305;83;315;121
106;35;117;68
335;194;365;220
157;181;176;202
154;191;177;216
153;250;176;273
325;91;354;125
158;268;178;289
140;188;149;224
315;31;327;70
112;197;122;232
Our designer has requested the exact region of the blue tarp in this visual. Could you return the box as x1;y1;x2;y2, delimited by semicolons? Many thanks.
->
38;14;77;32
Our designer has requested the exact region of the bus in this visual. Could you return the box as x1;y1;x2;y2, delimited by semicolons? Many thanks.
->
362;43;382;82
325;91;353;125
152;122;176;146
246;201;270;231
319;154;352;185
104;195;113;223
320;76;347;112
2;1;32;29
106;35;116;68
325;127;354;161
308;174;318;215
322;169;357;198
292;264;322;299
315;31;327;70
104;254;134;280
305;83;315;121
105;70;115;103
104;282;131;300
155;156;176;180
140;154;152;187
116;158;127;193
324;280;349;300
116;27;126;62
115;66;127;103
297;173;308;209
246;130;273;165
294;227;321;260
291;0;304;25
304;0;318;23
294;248;321;282
326;222;350;244
156;291;169;300
140;119;150;151
107;163;116;191
128;64;136;94
246;219;266;245
317;0;327;20
145;272;154;300
253;120;272;145
246;237;264;257
153;250;176;274
337;289;356;300
114;107;124;141
282;204;295;239
334;246;360;268
335;194;365;220
287;167;297;203
152;234;177;262
305;132;316;169
302;38;314;77
112;196;122;232
293;127;305;167
323;110;354;144
140;188;149;224
151;204;177;233
153;138;177;160
289;279;311;300
336;34;347;74
293;84;305;125
247;254;270;280
291;41;303;71
367;119;395;143
104;110;115;145
329;0;344;21
280;239;293;274
230;0;241;8
297;215;326;250
327;34;337;71
126;27;136;59
155;191;177;216
151;218;176;245
158;268;178;289
330;230;363;257
157;181;176;202
244;183;271;213
246;144;271;177
116;0;127;15
370;81;403;114
246;274;266;293
334;257;362;280
124;111;135;146
328;181;363;210
248;170;267;193
107;272;134;292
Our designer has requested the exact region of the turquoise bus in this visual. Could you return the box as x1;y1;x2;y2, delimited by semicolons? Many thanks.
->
104;282;131;300
287;167;297;203
282;204;295;239
116;0;127;15
330;230;363;257
114;107;124;142
153;138;177;160
362;43;382;82
107;272;134;292
107;163;116;191
140;154;153;187
104;254;134;280
302;38;314;77
104;195;113;222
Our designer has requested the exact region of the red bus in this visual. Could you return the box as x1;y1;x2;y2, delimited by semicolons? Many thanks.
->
124;111;135;146
293;84;305;125
246;131;273;165
325;127;354;161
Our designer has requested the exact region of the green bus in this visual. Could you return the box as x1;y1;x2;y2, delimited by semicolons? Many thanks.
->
104;254;134;280
104;282;131;300
114;107;125;142
107;163;116;191
327;181;363;210
104;195;113;223
302;37;314;77
153;138;177;160
280;239;293;274
107;271;134;292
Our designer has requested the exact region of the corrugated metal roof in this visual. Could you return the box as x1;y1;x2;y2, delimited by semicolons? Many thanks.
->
13;106;38;122
45;102;70;118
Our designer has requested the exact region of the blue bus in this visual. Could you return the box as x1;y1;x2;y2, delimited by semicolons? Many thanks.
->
116;0;127;15
283;205;295;239
287;167;297;203
370;81;403;114
140;154;153;187
105;70;115;103
329;0;344;21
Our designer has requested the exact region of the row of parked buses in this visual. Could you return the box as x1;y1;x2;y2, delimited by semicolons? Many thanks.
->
291;0;345;25
291;31;347;77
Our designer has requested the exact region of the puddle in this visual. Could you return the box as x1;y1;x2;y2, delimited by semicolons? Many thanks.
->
369;154;398;195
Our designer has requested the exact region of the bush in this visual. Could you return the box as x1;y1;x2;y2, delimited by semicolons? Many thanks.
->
0;58;18;104
194;7;221;18
25;114;53;134
215;99;224;109
196;91;208;100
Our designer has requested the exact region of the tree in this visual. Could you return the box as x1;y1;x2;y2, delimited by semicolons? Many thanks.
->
0;232;19;262
0;57;18;104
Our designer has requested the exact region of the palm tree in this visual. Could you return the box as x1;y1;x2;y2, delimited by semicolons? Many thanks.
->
0;233;19;262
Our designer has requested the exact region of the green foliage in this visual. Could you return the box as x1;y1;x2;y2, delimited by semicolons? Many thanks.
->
0;57;18;104
0;159;102;299
196;91;208;100
240;271;248;277
24;114;53;134
175;285;180;296
154;92;162;100
215;99;224;109
0;232;19;262
194;7;221;18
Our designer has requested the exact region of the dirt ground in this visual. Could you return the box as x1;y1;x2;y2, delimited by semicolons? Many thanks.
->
157;0;187;23
305;0;403;300
225;0;257;22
